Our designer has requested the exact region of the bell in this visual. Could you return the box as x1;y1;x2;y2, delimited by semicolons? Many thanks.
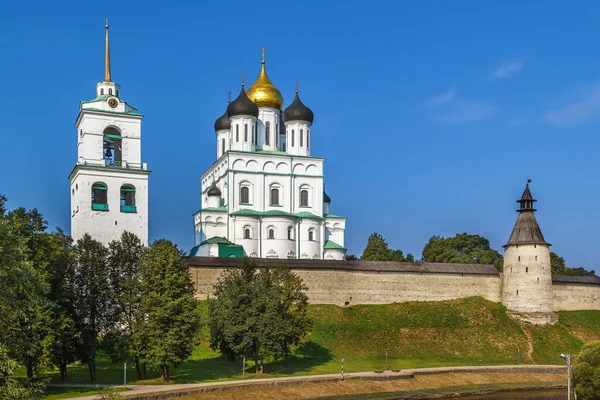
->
105;147;112;158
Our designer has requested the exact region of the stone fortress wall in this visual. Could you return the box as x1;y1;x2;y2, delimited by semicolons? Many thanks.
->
186;257;600;311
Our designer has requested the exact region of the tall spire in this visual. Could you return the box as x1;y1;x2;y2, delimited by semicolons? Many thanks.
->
504;180;549;247
105;19;112;83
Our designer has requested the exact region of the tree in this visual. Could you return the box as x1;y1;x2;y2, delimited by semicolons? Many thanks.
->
421;233;504;271
345;254;358;261
0;344;44;400
0;202;51;381
42;230;78;383
360;233;414;262
573;340;600;399
551;252;596;277
137;239;200;381
72;234;112;382
105;232;145;379
209;260;312;373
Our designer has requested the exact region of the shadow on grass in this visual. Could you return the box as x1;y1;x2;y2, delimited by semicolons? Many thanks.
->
170;341;333;383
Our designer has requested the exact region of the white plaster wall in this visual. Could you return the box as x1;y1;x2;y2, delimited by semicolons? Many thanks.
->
260;216;297;258
229;116;256;152
285;121;311;156
256;108;281;151
216;130;229;159
502;245;554;313
70;168;149;245
298;219;322;259
199;212;226;243
553;283;600;311
324;249;346;260
325;218;346;247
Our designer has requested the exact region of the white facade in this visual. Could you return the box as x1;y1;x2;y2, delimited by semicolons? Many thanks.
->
69;24;149;245
193;62;346;259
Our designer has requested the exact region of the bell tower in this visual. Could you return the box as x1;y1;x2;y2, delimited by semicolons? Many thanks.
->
68;21;150;245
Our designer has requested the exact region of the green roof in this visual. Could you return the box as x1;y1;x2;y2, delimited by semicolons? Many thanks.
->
231;209;323;220
324;240;346;250
324;213;347;219
199;236;234;246
81;95;139;110
83;107;143;117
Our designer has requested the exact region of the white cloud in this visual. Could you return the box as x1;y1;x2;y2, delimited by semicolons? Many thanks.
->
436;101;495;124
493;59;523;79
427;87;455;107
544;84;600;126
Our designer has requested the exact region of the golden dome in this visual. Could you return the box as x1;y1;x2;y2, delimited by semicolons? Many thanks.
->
246;61;284;110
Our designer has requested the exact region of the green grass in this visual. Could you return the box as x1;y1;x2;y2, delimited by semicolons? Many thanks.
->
42;297;600;389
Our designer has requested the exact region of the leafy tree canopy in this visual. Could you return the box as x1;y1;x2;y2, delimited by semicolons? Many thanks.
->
422;233;503;271
360;233;414;262
573;340;600;400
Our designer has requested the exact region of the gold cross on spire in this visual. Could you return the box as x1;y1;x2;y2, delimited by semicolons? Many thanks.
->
241;72;245;86
227;90;231;103
261;47;267;63
105;19;111;82
295;80;299;93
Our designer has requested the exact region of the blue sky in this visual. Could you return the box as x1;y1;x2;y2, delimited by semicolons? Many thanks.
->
1;1;599;271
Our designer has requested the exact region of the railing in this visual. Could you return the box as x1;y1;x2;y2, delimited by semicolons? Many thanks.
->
120;205;137;213
92;203;109;211
78;160;148;170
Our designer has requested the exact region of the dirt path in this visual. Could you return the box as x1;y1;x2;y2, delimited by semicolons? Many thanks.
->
520;326;535;363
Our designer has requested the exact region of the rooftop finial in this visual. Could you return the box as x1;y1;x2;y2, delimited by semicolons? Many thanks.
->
227;90;231;103
104;19;111;82
527;178;532;184
241;72;245;87
261;47;267;63
295;80;299;94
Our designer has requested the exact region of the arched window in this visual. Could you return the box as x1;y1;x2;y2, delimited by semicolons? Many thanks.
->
291;130;295;147
103;127;122;166
265;122;270;145
287;226;293;240
236;125;239;142
300;129;304;147
244;227;251;239
120;185;136;213
91;182;108;211
308;229;315;242
100;88;104;95
268;228;275;239
244;124;248;142
221;138;225;156
300;189;309;207
240;186;250;204
270;188;280;206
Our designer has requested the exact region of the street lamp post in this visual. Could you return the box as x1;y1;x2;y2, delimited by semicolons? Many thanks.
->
341;358;345;381
560;353;572;400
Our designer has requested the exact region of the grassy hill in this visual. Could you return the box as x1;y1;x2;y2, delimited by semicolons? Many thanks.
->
45;297;600;385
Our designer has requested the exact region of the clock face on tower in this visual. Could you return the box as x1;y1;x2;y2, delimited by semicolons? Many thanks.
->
108;98;118;108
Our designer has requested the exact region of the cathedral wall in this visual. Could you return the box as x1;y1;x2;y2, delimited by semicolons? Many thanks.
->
553;283;600;311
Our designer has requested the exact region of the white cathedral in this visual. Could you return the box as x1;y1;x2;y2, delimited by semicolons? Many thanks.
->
189;51;347;260
69;22;149;245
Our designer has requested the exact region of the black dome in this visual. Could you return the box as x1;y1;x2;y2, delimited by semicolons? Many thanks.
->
227;86;259;118
283;92;314;124
323;190;331;203
207;183;222;197
214;110;230;132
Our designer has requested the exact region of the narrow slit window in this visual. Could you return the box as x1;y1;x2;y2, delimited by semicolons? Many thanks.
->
268;228;275;239
270;188;280;205
244;228;250;239
300;189;309;206
244;124;248;142
300;129;304;147
291;130;295;147
265;122;270;145
236;125;239;142
308;229;314;241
